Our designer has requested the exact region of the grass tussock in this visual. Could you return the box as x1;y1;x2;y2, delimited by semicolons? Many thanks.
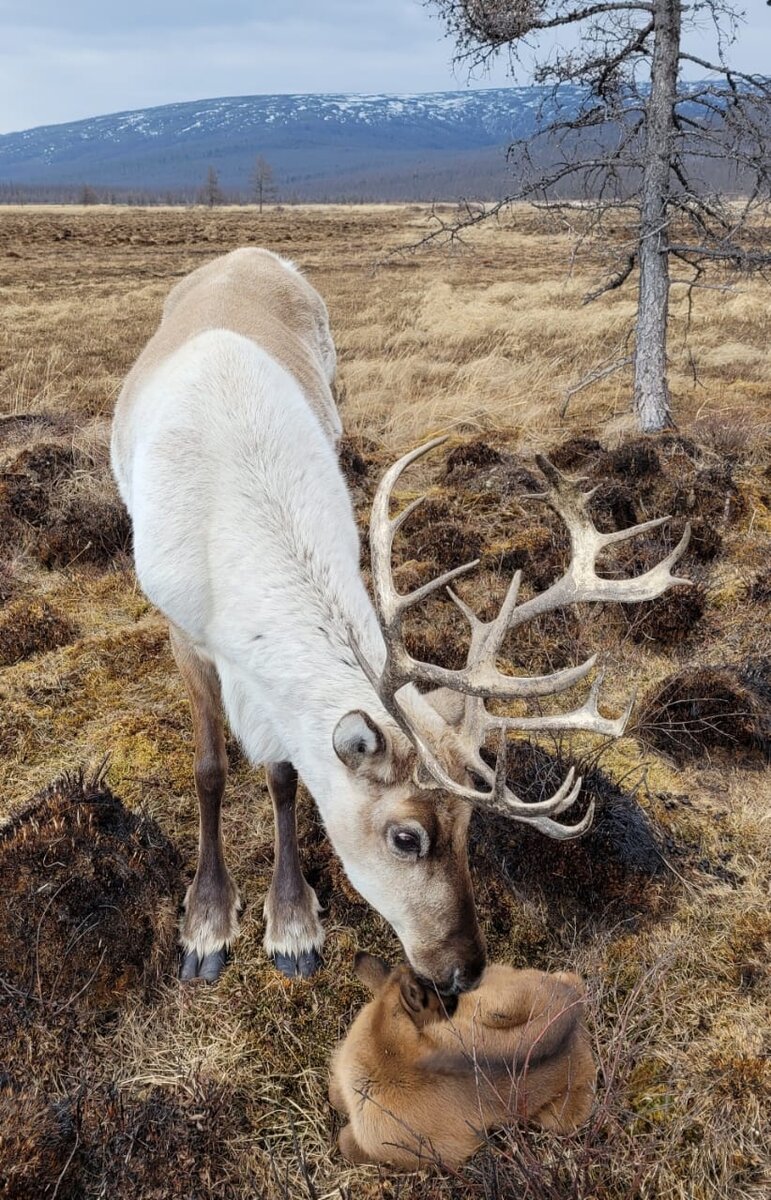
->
0;205;770;1199
0;596;78;665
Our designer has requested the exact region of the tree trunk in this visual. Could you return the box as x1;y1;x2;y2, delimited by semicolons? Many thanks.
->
633;0;681;432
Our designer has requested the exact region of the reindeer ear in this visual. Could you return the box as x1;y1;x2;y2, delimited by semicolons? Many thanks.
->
354;952;391;992
333;711;386;771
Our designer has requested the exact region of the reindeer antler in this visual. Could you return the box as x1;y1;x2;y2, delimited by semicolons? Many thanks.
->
354;436;690;839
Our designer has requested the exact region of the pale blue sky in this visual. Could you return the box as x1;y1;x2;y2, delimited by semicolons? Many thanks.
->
0;1;769;134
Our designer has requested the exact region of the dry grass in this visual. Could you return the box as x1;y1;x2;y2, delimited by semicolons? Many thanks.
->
0;204;770;1200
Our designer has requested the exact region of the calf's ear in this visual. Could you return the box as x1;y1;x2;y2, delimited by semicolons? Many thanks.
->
399;971;430;1019
354;952;391;992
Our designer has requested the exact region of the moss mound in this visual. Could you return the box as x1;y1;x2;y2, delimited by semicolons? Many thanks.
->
623;582;706;646
638;659;771;764
444;440;539;494
37;485;132;568
547;435;603;471
0;434;131;568
473;741;667;931
0;1091;78;1200
0;769;182;1019
0;442;76;525
402;497;483;570
0;597;78;665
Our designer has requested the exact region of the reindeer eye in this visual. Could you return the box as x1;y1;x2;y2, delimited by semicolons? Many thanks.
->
387;824;428;860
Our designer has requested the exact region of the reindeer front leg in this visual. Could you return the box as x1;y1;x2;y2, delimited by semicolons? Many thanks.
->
263;761;324;978
171;624;241;982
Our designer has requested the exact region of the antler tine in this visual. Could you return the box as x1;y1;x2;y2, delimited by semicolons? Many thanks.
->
507;456;691;629
361;439;689;845
477;672;636;739
368;436;479;677
524;800;596;841
388;690;587;819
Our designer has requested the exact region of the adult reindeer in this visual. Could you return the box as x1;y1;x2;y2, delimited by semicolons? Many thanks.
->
111;248;689;986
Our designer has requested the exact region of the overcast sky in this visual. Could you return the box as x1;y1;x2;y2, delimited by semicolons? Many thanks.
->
1;1;769;135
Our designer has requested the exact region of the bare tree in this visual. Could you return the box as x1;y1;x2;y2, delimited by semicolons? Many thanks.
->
200;166;224;208
425;1;771;431
251;156;276;212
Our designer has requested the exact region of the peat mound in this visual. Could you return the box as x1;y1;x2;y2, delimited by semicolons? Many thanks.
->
444;439;540;496
0;433;131;568
621;582;706;647
637;659;771;764
0;768;182;1024
0;596;78;665
545;431;747;555
472;742;668;930
0;1079;248;1200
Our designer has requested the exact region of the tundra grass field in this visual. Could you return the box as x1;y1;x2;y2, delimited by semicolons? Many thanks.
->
0;204;769;1200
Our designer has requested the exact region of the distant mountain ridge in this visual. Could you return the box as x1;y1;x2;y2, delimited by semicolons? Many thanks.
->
0;88;584;201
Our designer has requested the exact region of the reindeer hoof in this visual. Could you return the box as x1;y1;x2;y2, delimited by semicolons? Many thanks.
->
273;948;322;979
180;947;228;982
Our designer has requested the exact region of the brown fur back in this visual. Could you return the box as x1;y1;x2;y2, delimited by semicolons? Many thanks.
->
329;961;596;1169
115;247;340;448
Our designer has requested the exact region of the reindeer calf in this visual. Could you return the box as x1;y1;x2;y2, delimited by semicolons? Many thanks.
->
330;955;596;1169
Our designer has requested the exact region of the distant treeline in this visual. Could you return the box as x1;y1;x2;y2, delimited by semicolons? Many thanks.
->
0;156;754;207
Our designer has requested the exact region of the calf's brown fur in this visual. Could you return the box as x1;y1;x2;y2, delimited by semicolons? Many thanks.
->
330;955;596;1169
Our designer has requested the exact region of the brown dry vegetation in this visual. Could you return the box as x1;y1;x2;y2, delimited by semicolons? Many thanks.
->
0;205;769;1200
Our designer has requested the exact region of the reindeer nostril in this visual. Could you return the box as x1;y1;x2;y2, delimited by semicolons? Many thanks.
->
451;967;483;994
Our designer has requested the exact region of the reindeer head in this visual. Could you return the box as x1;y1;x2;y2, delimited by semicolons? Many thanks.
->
333;438;690;995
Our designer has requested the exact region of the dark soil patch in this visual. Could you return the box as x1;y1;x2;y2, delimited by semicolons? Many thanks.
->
622;583;706;647
687;518;723;563
0;436;131;568
0;563;15;606
495;523;568;592
446;439;503;474
0;1081;251;1200
401;497;483;570
75;1083;250;1200
37;489;132;568
0;597;78;665
0;442;76;525
547;436;603;472
445;440;540;496
637;659;771;764
0;1090;78;1200
672;463;746;527
605;438;662;481
338;433;380;492
751;568;771;603
472;742;668;930
589;481;639;533
0;768;182;1019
